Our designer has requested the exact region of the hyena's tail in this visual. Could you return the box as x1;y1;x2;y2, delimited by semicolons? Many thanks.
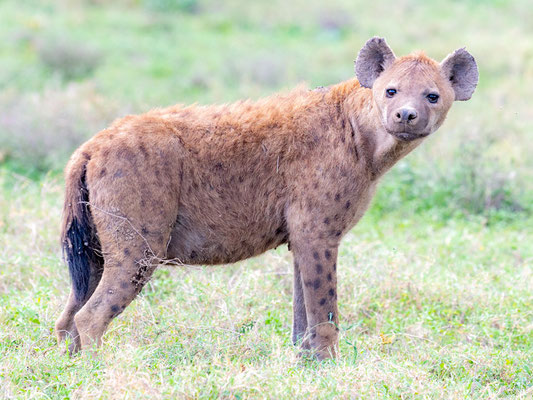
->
61;150;102;302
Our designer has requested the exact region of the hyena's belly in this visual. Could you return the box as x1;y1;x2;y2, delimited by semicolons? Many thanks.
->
166;205;288;265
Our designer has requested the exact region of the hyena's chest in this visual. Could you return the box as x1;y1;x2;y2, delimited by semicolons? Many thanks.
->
294;179;377;240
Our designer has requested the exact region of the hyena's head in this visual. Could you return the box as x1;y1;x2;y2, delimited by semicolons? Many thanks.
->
355;37;478;141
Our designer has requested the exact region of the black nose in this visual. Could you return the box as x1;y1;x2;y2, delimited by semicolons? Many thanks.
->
395;108;418;123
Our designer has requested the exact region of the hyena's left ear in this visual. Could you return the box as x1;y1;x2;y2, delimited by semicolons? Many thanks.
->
440;48;479;101
355;37;396;89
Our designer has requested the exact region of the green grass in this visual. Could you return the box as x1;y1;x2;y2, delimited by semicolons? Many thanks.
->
0;168;531;398
1;0;532;398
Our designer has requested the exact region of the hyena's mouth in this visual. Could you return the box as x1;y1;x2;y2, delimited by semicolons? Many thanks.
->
389;131;430;142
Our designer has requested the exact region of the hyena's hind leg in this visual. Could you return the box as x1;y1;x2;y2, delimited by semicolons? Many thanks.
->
66;128;183;352
72;219;173;351
55;257;103;353
72;167;182;350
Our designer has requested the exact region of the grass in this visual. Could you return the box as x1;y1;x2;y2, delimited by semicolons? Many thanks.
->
1;0;532;398
0;169;531;398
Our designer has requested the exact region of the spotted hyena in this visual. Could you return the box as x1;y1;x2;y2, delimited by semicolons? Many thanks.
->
55;37;478;359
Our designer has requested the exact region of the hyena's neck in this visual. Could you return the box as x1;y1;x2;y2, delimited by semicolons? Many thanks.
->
332;79;423;179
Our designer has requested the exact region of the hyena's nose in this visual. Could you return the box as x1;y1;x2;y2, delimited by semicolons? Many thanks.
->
395;107;418;123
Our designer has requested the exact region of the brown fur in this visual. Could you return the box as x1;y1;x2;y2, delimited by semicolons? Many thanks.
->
55;38;477;359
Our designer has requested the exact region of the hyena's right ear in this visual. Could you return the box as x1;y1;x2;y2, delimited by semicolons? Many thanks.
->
355;37;396;89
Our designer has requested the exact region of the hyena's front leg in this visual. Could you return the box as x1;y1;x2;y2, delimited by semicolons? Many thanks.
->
291;238;339;360
292;260;308;346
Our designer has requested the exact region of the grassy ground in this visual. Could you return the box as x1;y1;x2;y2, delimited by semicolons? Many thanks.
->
1;169;531;399
0;0;532;399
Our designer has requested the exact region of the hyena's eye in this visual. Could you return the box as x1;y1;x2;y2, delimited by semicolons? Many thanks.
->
427;93;439;103
386;88;397;97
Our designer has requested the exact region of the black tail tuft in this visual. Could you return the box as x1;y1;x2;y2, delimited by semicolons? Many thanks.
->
62;169;102;302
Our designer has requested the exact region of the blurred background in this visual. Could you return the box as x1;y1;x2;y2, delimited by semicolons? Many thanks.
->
0;0;531;220
0;2;532;396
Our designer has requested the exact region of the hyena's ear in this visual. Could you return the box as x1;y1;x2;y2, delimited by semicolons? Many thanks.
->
355;37;396;89
440;48;478;101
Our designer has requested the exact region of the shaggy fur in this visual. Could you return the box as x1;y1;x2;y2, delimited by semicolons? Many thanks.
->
55;37;478;359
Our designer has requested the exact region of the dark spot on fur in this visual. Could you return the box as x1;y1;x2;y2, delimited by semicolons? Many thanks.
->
341;134;345;144
82;152;90;160
323;217;330;225
119;148;135;163
238;176;244;183
113;169;124;179
313;182;319;190
190;250;197;259
325;250;331;260
334;193;341;202
319;298;326;306
99;168;107;178
327;273;332;282
335;231;341;237
311;333;317;339
313;279;321;290
111;304;120;314
120;281;129;289
141;227;149;235
333;263;337;271
334;214;340;221
313;251;319;260
340;168;348;178
139;144;148;159
329;288;335;297
124;248;130;256
345;201;351;209
316;264;323;274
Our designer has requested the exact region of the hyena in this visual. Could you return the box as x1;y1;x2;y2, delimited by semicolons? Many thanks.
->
55;37;478;359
